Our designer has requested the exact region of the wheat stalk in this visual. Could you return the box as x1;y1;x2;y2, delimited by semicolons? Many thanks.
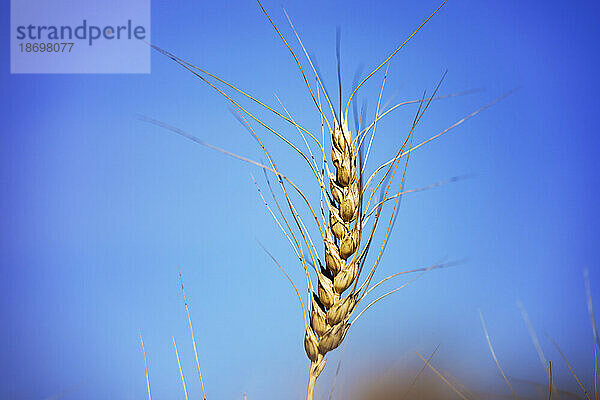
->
249;3;451;398
142;1;512;398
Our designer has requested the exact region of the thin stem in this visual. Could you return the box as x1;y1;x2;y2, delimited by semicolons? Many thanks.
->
139;332;152;400
172;336;189;400
400;345;440;400
416;351;470;400
517;300;553;389
547;334;592;400
307;367;317;400
479;310;517;400
549;361;554;400
179;270;207;400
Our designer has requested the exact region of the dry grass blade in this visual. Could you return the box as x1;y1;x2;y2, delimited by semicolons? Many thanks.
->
549;361;554;400
510;377;582;400
595;340;598;400
139;332;152;400
400;345;441;400
591;338;599;400
516;300;562;400
547;334;592;400
416;351;470;400
517;301;550;374
446;372;479;400
179;270;207;399
584;269;599;400
479;309;517;400
585;270;599;347
172;336;189;400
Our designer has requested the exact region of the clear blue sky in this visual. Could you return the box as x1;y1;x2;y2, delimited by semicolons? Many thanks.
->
2;0;600;399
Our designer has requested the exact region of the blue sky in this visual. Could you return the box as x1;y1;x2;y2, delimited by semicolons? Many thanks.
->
2;0;600;399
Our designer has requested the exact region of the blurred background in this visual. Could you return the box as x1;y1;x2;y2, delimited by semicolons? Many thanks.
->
2;0;600;399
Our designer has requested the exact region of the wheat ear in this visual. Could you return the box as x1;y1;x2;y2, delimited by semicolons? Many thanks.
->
303;114;361;398
145;1;509;397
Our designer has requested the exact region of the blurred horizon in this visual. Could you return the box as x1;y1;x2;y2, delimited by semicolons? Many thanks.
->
2;0;600;399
